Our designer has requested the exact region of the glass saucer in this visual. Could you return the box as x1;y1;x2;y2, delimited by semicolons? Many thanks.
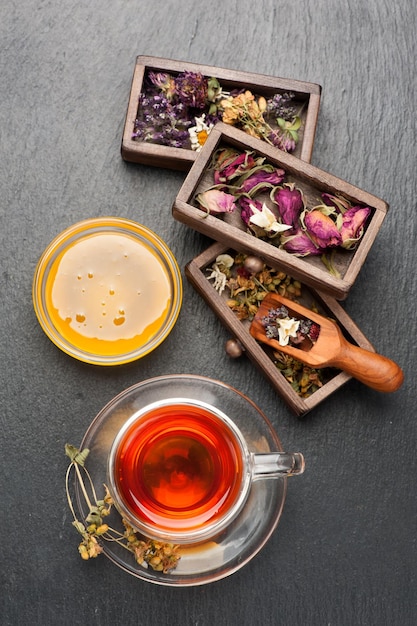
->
77;374;288;586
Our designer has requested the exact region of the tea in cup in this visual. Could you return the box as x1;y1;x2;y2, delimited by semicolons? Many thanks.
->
107;398;304;544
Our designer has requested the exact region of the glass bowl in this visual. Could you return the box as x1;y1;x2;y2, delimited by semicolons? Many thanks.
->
76;374;289;586
32;217;182;365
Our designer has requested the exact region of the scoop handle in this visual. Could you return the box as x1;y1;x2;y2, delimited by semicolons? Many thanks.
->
330;336;404;392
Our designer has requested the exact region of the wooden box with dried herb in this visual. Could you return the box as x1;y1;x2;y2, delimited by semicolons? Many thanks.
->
174;123;388;300
121;55;321;170
185;242;376;416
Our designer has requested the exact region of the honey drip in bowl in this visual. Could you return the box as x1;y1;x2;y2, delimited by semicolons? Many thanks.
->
45;232;172;357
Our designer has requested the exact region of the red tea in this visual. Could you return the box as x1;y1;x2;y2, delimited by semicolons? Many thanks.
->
113;403;245;534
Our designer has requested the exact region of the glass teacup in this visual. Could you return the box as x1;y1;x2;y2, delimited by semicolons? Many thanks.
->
107;398;304;545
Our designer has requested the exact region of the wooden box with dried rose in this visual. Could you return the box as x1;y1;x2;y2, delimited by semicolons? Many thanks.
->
121;55;322;170
173;123;389;300
185;241;376;416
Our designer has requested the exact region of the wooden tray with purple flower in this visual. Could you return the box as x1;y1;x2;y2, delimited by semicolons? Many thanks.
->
185;241;378;416
121;55;322;170
173;123;388;300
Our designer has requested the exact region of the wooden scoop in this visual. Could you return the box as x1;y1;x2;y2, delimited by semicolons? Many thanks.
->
249;292;404;393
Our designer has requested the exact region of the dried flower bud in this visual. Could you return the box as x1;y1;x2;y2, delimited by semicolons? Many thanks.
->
148;72;176;100
174;71;208;108
196;189;236;215
78;544;89;560
304;210;342;249
258;96;267;112
272;186;304;227
339;206;371;249
207;77;222;102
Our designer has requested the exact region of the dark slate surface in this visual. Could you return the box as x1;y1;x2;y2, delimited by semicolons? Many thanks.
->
1;1;416;624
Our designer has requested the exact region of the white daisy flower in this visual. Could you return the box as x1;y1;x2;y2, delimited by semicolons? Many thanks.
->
188;114;214;151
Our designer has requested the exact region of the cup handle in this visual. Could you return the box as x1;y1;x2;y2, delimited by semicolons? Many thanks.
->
251;452;305;478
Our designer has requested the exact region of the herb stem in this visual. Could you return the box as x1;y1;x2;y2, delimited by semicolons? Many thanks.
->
65;463;78;522
82;465;99;504
74;462;94;512
252;276;268;291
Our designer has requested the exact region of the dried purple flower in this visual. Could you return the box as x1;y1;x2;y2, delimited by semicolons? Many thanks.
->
174;71;208;109
133;93;191;147
148;72;176;100
266;92;297;120
268;129;297;152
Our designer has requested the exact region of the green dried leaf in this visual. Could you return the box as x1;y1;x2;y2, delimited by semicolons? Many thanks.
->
288;116;301;131
320;252;341;278
65;444;90;466
86;508;102;526
72;520;86;535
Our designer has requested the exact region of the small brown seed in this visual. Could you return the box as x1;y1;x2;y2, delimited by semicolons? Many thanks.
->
225;338;244;358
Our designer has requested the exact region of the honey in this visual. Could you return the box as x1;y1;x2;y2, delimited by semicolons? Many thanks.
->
44;231;172;357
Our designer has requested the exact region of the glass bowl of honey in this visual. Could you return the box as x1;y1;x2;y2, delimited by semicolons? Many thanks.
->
32;217;182;365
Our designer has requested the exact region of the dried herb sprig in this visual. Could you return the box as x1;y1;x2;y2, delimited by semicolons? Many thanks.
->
273;352;324;396
65;444;181;573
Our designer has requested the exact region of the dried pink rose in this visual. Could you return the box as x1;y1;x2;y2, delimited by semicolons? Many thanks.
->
196;189;236;214
213;150;261;184
272;186;304;227
321;193;353;213
281;229;323;256
239;167;285;195
304;210;342;249
340;206;371;249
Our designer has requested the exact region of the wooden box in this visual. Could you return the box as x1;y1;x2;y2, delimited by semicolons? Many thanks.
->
185;242;376;416
121;55;322;170
173;123;388;300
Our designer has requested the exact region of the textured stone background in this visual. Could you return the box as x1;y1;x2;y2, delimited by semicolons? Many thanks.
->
1;1;416;624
